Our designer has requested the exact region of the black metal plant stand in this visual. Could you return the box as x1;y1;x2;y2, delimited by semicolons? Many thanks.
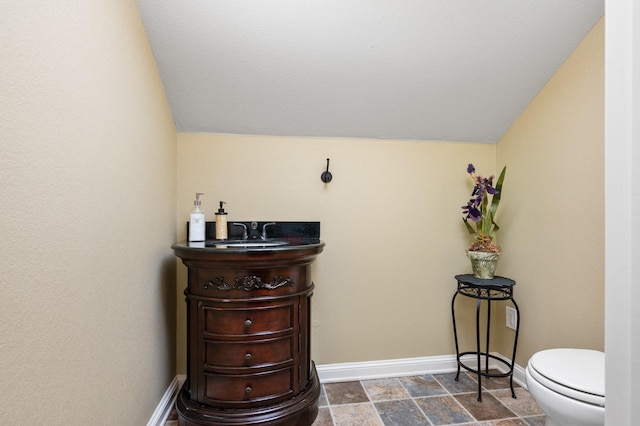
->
451;274;520;401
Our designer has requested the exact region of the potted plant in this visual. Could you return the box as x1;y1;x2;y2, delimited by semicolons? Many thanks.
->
461;163;507;278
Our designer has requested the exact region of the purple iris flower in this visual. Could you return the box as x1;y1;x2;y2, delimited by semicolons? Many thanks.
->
462;163;499;222
462;200;482;222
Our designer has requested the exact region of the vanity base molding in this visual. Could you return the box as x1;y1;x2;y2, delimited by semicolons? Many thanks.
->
177;364;319;426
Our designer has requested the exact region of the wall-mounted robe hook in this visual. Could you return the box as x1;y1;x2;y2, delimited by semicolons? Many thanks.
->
321;158;333;183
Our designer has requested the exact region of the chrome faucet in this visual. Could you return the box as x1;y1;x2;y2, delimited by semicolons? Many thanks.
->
262;222;276;240
232;223;248;240
249;222;261;239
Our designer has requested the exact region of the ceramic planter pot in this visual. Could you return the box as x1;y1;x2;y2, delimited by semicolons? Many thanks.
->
467;250;500;279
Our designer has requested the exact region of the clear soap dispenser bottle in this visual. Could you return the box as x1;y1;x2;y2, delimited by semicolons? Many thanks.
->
215;201;228;240
189;193;206;242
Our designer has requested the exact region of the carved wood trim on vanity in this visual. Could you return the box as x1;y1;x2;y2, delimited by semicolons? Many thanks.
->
204;275;295;291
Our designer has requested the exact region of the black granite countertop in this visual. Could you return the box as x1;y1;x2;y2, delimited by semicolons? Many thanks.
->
172;238;324;253
175;221;323;253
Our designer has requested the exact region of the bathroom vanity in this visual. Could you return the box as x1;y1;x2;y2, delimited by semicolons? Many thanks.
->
172;224;324;426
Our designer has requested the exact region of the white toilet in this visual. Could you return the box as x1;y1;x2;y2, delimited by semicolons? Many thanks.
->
525;348;604;426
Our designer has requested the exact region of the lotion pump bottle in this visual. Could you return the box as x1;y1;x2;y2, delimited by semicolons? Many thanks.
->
215;201;228;240
189;193;206;242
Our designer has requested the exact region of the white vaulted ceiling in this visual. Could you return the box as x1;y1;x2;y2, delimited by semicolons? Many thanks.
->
136;1;603;143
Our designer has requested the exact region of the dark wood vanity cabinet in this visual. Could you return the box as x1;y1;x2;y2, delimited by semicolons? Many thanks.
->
172;243;324;425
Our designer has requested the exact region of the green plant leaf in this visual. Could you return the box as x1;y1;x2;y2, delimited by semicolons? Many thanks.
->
464;219;476;235
487;165;506;230
483;210;493;237
490;222;500;238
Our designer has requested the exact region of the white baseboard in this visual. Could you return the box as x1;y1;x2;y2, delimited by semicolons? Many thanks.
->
316;355;458;383
147;375;186;426
316;352;527;389
148;354;527;425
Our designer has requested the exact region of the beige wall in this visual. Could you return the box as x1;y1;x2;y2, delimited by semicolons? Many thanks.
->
176;133;495;370
1;2;177;425
496;18;605;365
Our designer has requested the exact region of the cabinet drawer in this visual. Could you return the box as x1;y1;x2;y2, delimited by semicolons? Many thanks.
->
205;336;293;368
204;368;293;403
203;305;293;336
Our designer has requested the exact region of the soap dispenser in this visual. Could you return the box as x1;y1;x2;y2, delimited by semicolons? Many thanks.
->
215;201;228;240
189;193;206;242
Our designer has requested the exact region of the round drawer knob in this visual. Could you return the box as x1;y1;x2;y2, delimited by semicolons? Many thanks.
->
244;386;252;395
244;353;252;361
244;319;252;328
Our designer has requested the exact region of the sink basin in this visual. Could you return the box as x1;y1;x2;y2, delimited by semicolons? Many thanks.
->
209;240;289;248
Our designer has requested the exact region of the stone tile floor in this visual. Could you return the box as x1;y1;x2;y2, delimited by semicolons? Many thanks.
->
313;371;544;426
166;370;545;426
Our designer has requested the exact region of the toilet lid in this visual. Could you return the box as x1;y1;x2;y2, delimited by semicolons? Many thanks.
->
528;348;604;406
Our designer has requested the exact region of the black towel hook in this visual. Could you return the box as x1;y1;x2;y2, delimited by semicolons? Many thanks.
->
321;158;333;183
